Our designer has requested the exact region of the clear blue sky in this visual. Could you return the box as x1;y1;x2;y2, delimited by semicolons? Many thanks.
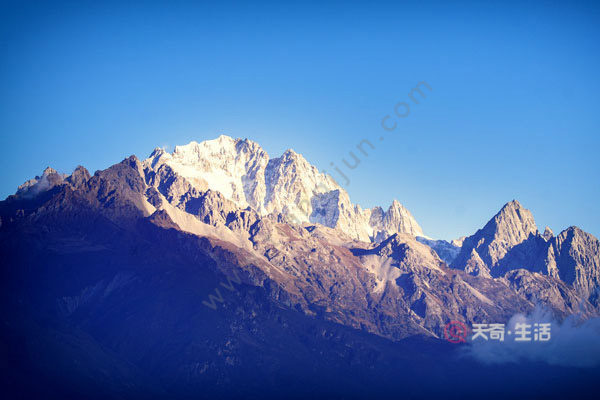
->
1;0;599;240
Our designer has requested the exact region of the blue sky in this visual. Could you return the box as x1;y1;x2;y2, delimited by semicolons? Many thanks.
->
1;0;599;239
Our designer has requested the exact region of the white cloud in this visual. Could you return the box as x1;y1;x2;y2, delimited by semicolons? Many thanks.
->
462;306;600;368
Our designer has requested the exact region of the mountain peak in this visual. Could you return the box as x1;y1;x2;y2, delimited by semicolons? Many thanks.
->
42;166;58;176
504;199;522;207
171;136;265;162
278;148;311;168
66;165;91;188
559;225;589;239
499;199;523;212
141;135;424;242
451;200;539;273
368;199;424;240
149;147;166;157
217;133;235;141
490;200;537;235
543;226;554;241
496;199;530;218
15;166;65;199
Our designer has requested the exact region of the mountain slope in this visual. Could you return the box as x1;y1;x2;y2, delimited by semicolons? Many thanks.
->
451;200;600;306
2;136;600;398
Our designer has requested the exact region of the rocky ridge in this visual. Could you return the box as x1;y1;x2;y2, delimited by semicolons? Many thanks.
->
2;136;600;346
142;135;423;242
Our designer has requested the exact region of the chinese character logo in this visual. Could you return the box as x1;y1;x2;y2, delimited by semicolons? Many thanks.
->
472;323;506;341
471;322;551;342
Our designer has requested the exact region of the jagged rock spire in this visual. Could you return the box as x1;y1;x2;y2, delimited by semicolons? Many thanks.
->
451;200;539;274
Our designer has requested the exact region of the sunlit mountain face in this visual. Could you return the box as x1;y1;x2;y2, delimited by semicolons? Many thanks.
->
2;136;599;399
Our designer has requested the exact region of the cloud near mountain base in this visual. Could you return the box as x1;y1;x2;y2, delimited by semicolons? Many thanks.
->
462;306;600;368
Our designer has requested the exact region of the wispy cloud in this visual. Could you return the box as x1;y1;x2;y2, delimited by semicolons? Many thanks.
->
462;306;600;368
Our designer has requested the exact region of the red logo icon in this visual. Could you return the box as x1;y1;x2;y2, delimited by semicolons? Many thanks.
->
444;320;468;343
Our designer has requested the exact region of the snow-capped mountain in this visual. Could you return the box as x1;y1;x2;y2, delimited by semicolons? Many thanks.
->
2;135;600;398
142;135;423;241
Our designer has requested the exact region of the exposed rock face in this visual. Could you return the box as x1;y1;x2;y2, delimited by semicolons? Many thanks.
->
6;137;600;324
543;226;554;241
451;200;539;275
4;153;585;342
142;135;422;241
6;139;599;324
503;269;595;317
143;160;202;209
463;248;491;278
65;165;91;189
370;200;423;241
451;200;600;307
549;227;600;306
15;166;66;198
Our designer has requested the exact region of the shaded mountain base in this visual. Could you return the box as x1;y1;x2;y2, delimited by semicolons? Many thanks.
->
2;299;599;400
1;231;599;400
